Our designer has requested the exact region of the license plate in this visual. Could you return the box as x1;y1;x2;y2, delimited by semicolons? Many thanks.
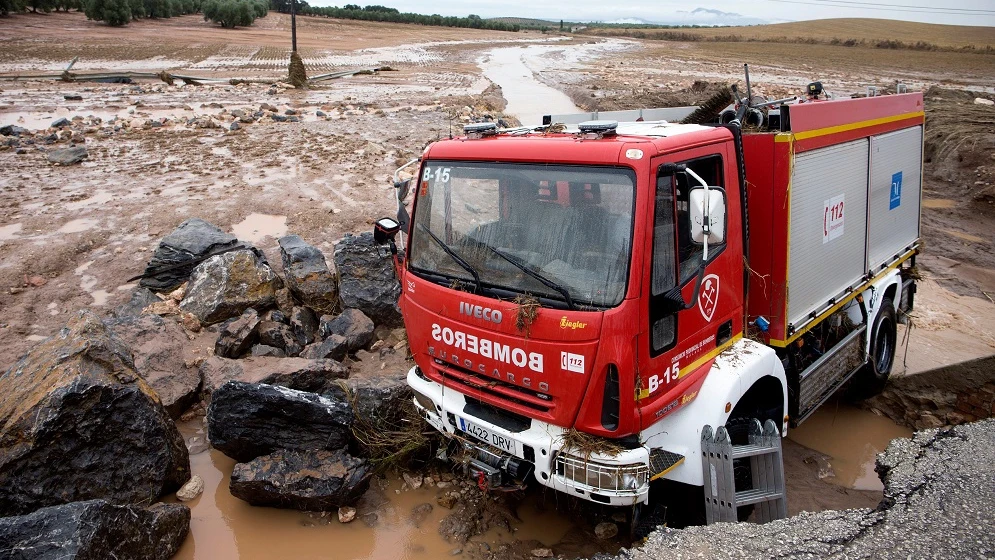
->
457;416;519;455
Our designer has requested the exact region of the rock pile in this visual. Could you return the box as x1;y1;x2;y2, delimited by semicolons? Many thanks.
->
0;311;191;558
130;218;408;512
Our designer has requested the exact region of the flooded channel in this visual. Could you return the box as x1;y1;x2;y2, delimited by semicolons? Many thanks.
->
479;46;581;127
788;400;913;491
173;420;606;560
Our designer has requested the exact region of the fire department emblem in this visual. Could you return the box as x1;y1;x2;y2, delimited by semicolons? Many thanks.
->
698;274;719;322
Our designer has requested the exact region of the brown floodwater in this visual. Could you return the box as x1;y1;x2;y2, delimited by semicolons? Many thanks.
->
922;198;957;209
173;420;590;560
172;395;912;558
788;400;913;491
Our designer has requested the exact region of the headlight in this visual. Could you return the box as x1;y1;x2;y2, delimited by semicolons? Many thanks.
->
554;452;648;492
412;389;435;412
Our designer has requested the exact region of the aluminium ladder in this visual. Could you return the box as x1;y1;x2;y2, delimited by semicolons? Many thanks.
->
701;418;787;524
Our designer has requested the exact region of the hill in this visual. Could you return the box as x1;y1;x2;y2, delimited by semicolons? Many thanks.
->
579;18;995;50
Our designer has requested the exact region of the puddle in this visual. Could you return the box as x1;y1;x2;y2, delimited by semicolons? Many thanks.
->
480;46;581;127
173;420;594;560
231;213;288;243
0;223;22;240
922;198;957;209
89;290;111;306
788;400;912;491
67;190;115;209
941;229;985;243
58;218;98;234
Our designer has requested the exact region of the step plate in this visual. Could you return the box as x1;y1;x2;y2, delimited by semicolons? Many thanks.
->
649;449;686;481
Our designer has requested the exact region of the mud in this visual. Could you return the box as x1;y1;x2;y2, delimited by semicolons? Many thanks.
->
2;12;994;560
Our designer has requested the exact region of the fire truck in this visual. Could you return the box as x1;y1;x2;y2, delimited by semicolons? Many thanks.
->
373;75;923;523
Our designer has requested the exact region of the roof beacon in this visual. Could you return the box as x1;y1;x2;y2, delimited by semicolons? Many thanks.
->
577;120;618;138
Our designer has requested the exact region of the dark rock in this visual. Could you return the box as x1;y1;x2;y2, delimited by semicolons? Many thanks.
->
262;309;288;324
278;235;338;315
334;232;402;327
285;109;298;115
0;311;190;515
0;500;189;560
207;381;352;462
51;117;71;128
64;94;84;101
0;125;28;136
180;249;281;325
258;321;303;356
289;306;319;346
229;448;371;511
139;218;244;292
319;309;374;352
239;115;255;124
271;114;288;122
324;374;413;433
287;116;300;123
47;146;88;165
199;356;348;394
15;148;27;155
250;344;286;358
42;133;57;144
229;122;240;131
150;121;163;128
300;334;349;361
260;103;278;112
112;287;160;319
410;503;433;527
316;110;326;117
105;314;201;419
274;287;295;316
215;309;261;359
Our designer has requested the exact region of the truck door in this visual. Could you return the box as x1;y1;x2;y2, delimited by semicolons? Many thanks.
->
639;148;744;426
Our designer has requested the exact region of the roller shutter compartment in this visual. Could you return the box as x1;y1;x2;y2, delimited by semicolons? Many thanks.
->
787;139;869;329
867;126;922;270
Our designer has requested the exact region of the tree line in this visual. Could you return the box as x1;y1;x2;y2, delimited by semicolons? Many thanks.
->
275;2;522;32
2;0;266;27
2;0;523;32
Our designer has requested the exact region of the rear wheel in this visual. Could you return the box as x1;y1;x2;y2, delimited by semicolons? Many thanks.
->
849;297;897;398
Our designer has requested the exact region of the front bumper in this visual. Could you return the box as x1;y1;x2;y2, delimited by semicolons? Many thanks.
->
408;366;649;506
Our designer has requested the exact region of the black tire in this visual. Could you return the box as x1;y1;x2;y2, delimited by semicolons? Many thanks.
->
849;297;897;399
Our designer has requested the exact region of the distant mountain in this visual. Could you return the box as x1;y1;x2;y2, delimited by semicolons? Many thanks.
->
609;8;781;27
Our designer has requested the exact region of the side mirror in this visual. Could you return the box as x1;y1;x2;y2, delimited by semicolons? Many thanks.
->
394;178;411;203
373;217;400;246
689;188;726;245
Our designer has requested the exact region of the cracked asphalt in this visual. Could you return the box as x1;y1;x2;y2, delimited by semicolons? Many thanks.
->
615;419;995;560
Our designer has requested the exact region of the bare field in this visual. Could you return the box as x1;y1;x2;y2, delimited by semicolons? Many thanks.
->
0;11;547;75
581;18;995;50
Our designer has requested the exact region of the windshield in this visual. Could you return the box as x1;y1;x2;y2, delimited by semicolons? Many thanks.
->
409;161;636;308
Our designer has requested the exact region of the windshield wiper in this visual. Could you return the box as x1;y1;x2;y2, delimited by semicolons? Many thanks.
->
416;223;481;293
485;245;575;310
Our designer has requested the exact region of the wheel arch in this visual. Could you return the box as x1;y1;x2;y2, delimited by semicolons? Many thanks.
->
641;338;787;487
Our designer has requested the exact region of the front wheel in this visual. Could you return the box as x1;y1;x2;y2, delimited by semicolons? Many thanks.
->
849;297;897;398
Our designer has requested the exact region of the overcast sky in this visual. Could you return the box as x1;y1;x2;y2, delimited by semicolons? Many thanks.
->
311;0;995;27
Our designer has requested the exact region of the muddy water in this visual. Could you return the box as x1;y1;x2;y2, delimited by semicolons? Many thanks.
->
479;46;581;127
230;213;289;243
174;421;589;560
922;198;957;209
788;401;912;491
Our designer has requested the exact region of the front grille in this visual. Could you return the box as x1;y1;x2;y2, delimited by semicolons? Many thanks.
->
554;453;648;493
429;359;553;414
